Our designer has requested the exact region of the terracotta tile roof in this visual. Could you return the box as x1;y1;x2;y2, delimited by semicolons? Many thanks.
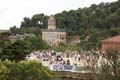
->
102;35;120;43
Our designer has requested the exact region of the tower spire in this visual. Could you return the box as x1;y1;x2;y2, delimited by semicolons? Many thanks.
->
48;15;56;30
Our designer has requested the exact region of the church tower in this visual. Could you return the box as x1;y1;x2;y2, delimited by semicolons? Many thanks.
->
48;15;56;30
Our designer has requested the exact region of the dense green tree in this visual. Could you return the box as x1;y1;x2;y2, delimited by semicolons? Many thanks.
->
10;26;20;35
31;14;48;28
24;35;50;50
20;17;31;28
0;32;11;54
10;27;41;35
0;60;51;80
20;14;48;29
0;40;30;62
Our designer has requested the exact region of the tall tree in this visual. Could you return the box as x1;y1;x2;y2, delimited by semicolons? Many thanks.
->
0;40;30;62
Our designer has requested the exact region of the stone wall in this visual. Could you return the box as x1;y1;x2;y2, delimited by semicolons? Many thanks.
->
52;71;100;80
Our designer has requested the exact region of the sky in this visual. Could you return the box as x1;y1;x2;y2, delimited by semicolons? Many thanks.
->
0;0;117;30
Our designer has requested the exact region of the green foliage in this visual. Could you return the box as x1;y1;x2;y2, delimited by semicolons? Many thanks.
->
10;26;19;35
0;40;30;62
24;35;50;51
53;44;81;52
20;14;48;29
0;32;50;62
0;39;11;49
78;40;95;50
20;17;31;28
10;27;42;35
18;0;120;36
55;1;120;50
10;0;120;50
0;60;51;80
53;44;66;52
0;32;11;55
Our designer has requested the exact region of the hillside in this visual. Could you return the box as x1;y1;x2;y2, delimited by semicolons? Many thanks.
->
10;0;120;50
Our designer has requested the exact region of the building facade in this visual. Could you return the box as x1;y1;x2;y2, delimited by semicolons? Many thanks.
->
101;35;120;51
42;16;66;46
9;33;35;42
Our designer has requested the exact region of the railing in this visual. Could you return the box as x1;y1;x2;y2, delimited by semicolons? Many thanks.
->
50;65;91;73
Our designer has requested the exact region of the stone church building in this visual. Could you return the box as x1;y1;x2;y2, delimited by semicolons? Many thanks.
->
42;15;66;46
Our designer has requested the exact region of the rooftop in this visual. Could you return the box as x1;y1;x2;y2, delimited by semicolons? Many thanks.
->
102;35;120;43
